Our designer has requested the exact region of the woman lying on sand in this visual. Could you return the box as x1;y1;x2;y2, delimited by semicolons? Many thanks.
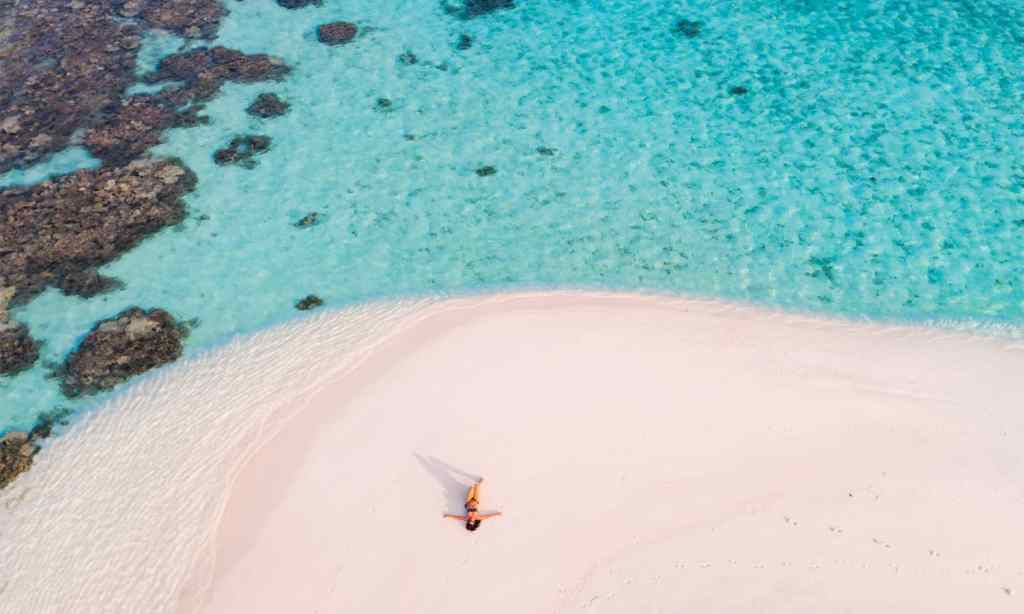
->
444;478;502;531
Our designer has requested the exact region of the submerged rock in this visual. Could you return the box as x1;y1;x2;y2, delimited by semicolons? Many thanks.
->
294;212;323;228
0;407;72;489
213;135;272;168
0;1;140;173
84;47;289;166
444;0;516;20
475;165;497;177
729;85;750;96
58;307;187;397
84;94;204;167
456;34;474;50
0;160;195;305
27;407;72;441
56;269;124;299
673;19;702;38
0;431;38;490
318;21;359;45
277;0;323;8
0;322;40;376
0;0;234;174
0;287;37;375
144;47;291;102
247;93;290;118
137;0;227;39
295;295;324;311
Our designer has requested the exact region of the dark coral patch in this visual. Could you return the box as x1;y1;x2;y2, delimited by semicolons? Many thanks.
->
144;47;291;102
0;323;40;376
84;95;207;167
318;21;359;45
0;407;73;489
475;165;497;177
399;51;419;65
276;0;323;8
456;34;474;50
673;19;702;38
57;307;187;397
0;431;38;490
0;2;141;173
444;0;516;20
0;0;250;175
729;85;749;96
247;93;291;118
0;0;234;174
82;48;289;166
130;0;227;39
0;160;195;305
294;212;323;228
213;135;272;168
56;270;125;299
295;295;324;311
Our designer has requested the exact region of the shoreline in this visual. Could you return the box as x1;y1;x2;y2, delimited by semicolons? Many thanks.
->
2;292;1023;613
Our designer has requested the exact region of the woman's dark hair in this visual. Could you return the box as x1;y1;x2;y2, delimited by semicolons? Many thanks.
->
466;519;481;531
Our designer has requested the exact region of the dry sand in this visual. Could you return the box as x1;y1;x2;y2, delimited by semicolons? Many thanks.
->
196;294;1024;613
1;293;1022;613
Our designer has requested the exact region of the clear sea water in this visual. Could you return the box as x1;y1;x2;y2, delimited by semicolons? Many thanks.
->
2;0;1024;430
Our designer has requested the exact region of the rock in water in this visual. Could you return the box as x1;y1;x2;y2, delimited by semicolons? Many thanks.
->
277;0;322;8
58;307;187;397
0;322;39;376
0;288;38;375
143;47;291;101
138;0;227;39
294;212;322;228
673;19;701;38
0;0;239;174
0;160;194;305
246;93;290;118
0;431;38;490
213;135;273;168
444;0;515;20
317;21;358;45
295;295;324;311
56;269;124;299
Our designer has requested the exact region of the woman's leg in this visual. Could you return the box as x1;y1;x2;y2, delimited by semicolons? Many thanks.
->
466;481;480;504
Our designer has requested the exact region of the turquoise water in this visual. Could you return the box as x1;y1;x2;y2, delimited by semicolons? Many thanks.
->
3;0;1024;429
0;147;100;188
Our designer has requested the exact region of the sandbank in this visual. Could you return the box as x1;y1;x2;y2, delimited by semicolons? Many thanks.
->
1;293;1023;613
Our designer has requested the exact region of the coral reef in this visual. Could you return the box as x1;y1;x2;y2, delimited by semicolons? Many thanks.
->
295;295;324;310
444;0;515;21
247;93;291;118
318;21;359;45
58;307;187;397
213;135;272;168
0;160;195;304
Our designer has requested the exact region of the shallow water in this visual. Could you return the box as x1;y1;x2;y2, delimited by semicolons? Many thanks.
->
3;0;1024;429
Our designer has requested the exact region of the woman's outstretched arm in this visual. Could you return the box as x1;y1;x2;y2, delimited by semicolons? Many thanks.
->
479;512;502;519
444;513;467;521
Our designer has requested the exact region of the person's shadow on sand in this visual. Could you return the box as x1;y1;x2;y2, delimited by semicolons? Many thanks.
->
414;454;481;511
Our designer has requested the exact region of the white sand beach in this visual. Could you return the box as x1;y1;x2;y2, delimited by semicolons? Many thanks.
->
2;293;1023;613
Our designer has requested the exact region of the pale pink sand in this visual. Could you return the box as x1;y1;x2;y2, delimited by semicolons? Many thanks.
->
192;293;1024;613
